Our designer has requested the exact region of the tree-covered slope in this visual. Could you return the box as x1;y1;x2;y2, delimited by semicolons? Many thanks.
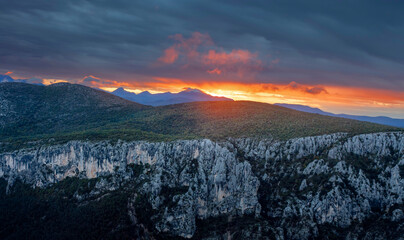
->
0;82;148;138
0;83;400;151
129;101;399;140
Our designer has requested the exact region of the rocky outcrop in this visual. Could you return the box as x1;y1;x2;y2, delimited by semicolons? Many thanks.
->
0;139;260;238
1;132;403;239
236;132;404;239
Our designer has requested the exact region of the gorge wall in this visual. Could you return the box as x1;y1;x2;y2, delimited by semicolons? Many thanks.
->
1;132;403;239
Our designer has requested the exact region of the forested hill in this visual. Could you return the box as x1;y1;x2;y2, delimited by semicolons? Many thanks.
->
0;82;399;151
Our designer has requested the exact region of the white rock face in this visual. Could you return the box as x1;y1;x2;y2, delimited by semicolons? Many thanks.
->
0;139;260;238
234;132;404;239
1;131;403;239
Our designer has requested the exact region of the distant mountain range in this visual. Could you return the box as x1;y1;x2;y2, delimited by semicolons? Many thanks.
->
0;74;44;85
0;75;14;82
111;87;233;106
275;103;404;128
1;82;397;150
1;77;402;129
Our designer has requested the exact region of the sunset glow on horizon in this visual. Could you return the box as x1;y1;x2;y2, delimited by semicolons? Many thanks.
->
1;1;404;118
5;56;404;118
94;79;404;118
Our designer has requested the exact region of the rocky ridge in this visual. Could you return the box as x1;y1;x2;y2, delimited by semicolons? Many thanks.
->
1;132;403;239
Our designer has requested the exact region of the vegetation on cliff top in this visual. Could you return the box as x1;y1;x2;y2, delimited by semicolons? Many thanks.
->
0;82;400;151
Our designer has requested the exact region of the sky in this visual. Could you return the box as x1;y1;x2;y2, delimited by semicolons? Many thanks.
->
1;0;404;118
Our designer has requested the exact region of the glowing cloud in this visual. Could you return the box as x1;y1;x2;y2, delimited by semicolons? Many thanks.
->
207;68;222;75
158;32;213;64
203;49;259;65
287;81;328;95
170;32;213;59
157;32;264;77
79;75;125;89
158;47;179;64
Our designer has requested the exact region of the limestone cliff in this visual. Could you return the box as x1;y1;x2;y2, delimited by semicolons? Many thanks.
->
1;132;403;239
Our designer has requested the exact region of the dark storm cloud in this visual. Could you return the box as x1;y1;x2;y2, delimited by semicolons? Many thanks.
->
1;0;404;90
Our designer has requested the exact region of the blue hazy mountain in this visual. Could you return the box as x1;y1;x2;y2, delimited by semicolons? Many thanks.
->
112;87;233;106
0;74;44;85
275;103;404;128
0;74;15;82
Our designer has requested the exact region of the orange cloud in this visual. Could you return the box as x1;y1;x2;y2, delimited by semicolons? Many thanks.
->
203;49;259;65
170;32;213;59
4;71;13;75
139;78;329;100
79;75;126;89
157;32;264;77
287;81;328;95
158;32;213;65
158;47;179;64
202;49;262;76
42;78;68;85
207;68;222;75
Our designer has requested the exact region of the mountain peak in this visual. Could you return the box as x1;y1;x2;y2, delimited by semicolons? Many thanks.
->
0;74;15;83
181;88;204;94
112;87;233;106
113;87;127;93
138;91;151;95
